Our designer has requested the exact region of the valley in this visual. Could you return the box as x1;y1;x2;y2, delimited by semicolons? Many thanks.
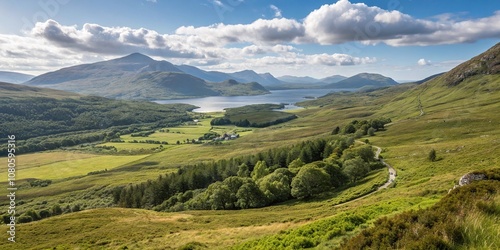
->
0;38;499;250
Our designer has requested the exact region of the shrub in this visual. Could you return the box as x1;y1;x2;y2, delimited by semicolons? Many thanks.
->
429;149;437;162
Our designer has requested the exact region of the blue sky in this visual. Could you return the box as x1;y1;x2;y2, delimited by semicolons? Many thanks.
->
0;0;499;80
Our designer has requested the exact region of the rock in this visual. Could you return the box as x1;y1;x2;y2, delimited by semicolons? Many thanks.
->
458;173;487;186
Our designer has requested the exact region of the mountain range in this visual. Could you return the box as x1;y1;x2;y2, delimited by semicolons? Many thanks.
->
22;53;400;100
25;53;271;100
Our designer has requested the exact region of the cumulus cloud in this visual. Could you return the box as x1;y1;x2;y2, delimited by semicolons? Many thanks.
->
3;0;499;75
383;11;500;46
301;0;500;46
176;18;305;44
31;19;206;58
177;0;500;46
417;58;431;66
303;0;435;44
270;5;282;18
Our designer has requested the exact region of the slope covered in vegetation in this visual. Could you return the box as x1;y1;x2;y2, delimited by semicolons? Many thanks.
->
0;82;195;155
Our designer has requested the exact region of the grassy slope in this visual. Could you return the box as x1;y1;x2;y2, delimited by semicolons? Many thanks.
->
1;73;498;249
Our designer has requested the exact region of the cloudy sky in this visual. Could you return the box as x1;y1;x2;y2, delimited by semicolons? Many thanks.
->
0;0;499;80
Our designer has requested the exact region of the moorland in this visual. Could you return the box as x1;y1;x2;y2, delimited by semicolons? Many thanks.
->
0;43;498;249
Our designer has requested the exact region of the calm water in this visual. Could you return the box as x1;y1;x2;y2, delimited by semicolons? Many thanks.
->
155;89;346;112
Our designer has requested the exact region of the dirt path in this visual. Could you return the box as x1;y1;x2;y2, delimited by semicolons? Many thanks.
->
334;143;396;207
372;145;396;190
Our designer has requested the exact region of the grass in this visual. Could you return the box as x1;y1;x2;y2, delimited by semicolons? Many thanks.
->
15;154;150;180
0;167;396;250
1;73;498;249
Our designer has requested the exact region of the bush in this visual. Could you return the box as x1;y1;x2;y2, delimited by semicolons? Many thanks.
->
429;149;437;162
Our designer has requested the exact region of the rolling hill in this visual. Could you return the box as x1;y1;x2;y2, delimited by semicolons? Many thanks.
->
0;71;33;83
24;53;269;100
3;44;499;250
320;74;348;84
325;73;398;89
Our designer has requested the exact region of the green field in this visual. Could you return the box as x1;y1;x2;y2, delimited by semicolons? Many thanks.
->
16;154;150;180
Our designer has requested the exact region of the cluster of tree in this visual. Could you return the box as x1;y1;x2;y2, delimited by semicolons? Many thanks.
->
114;133;384;211
211;114;297;128
332;118;392;137
131;131;155;137
339;169;500;249
248;115;297;128
198;131;220;141
210;104;297;128
0;96;195;155
210;117;232;126
87;169;108;175
2;203;81;224
27;179;52;187
129;139;168;145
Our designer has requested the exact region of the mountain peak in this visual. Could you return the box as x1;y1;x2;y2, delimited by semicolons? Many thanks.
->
116;53;154;63
443;42;500;86
325;72;397;89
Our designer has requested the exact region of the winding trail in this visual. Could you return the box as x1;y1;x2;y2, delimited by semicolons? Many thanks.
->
373;145;397;190
334;143;396;207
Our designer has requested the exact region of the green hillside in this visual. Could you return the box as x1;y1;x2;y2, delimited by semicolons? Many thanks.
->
0;44;498;249
0;82;195;155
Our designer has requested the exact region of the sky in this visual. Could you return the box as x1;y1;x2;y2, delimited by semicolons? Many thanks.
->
0;0;499;81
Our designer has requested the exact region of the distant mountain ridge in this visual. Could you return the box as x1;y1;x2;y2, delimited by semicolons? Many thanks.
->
0;71;33;84
325;73;398;89
277;75;347;84
25;53;270;100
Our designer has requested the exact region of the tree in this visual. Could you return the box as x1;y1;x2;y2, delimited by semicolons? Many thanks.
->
25;210;40;221
343;157;370;182
258;169;292;203
205;182;232;210
343;124;356;134
236;181;266;209
291;164;331;199
357;145;375;162
428;149;437;162
332;126;340;135
288;158;305;174
251;161;269;180
367;127;376;136
237;163;250;177
39;209;51;219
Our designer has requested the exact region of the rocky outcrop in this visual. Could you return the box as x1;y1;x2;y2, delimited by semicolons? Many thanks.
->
443;42;500;86
449;172;488;193
458;173;487;186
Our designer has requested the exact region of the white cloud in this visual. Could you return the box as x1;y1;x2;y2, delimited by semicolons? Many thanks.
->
303;0;435;44
417;58;431;66
2;0;499;76
179;0;500;46
146;0;157;3
270;5;282;18
308;53;376;66
31;19;207;58
176;18;305;45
